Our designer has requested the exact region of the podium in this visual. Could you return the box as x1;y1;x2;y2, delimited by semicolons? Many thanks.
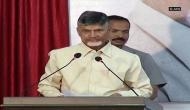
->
1;97;146;110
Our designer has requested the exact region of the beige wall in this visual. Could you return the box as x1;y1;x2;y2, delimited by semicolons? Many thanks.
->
68;0;190;101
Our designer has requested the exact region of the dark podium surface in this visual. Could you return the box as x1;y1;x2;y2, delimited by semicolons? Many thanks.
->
1;97;146;110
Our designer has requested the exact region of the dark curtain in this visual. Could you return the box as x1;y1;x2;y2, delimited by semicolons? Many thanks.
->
0;0;69;104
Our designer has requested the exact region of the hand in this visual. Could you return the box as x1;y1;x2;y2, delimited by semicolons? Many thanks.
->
110;93;122;97
58;95;64;97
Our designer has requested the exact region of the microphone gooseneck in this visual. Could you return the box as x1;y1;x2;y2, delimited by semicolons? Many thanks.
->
39;53;82;83
22;53;81;96
95;56;139;96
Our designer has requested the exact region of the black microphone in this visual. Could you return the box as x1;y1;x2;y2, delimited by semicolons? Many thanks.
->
95;56;139;96
74;53;82;58
39;53;82;83
22;53;81;96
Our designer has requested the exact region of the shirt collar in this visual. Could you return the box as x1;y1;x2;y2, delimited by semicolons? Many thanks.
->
99;41;112;58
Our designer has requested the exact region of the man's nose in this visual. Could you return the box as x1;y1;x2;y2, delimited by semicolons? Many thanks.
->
117;32;123;38
90;31;96;37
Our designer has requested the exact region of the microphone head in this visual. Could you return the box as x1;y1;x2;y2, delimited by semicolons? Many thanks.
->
74;53;82;58
95;56;102;62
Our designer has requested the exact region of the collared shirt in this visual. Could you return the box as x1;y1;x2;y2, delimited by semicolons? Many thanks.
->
38;42;152;97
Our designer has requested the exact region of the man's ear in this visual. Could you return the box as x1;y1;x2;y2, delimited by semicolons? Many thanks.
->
76;27;79;33
76;27;81;36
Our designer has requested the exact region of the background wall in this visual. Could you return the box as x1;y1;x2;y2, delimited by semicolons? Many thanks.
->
69;0;138;45
68;0;190;101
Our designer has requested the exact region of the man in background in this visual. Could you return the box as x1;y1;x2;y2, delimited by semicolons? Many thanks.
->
108;15;166;100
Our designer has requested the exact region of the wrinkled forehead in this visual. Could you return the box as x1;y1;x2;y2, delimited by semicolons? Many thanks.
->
78;22;109;28
109;20;130;29
109;20;130;28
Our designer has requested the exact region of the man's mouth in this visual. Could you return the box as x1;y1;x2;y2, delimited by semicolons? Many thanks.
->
112;38;126;44
87;41;102;47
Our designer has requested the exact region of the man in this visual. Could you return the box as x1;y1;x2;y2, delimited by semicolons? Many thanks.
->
38;11;152;97
108;15;166;100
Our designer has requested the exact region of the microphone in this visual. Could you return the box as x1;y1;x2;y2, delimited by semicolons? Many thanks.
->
22;53;81;96
95;56;139;96
39;53;82;83
74;53;82;58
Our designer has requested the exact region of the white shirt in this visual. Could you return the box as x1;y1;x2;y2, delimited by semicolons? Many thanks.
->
38;42;152;97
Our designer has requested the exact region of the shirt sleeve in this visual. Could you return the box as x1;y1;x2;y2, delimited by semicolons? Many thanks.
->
118;55;153;97
142;54;166;87
38;51;64;97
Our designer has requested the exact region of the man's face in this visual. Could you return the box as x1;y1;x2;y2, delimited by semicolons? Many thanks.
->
108;20;130;48
77;23;109;50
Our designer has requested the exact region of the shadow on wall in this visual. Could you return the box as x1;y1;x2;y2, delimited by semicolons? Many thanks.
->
153;18;190;101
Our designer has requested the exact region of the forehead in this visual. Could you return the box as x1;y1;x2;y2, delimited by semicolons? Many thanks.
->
109;20;130;28
78;23;108;29
109;20;130;27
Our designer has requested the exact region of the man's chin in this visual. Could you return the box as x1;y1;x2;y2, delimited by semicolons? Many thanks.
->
87;41;103;47
111;42;124;48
